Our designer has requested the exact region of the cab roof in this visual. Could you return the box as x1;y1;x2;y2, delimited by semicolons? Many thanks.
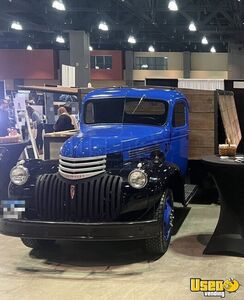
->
83;87;186;103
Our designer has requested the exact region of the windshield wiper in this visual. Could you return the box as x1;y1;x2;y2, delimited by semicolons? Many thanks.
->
132;94;146;114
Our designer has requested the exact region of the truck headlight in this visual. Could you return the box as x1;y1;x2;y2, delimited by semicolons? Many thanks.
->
10;165;29;186
128;169;148;189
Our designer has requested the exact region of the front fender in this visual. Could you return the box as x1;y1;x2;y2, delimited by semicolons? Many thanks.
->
8;159;59;199
118;160;185;216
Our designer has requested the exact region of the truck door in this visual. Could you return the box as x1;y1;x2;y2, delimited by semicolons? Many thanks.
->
168;100;189;175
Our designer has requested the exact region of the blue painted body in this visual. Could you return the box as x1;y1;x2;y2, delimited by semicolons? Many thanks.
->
60;88;189;175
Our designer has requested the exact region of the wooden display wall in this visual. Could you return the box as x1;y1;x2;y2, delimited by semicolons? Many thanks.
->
179;88;216;160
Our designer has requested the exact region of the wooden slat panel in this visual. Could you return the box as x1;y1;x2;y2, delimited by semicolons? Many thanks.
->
188;96;214;112
189;147;215;160
218;94;242;146
179;88;214;96
189;113;214;130
181;89;216;160
189;130;215;148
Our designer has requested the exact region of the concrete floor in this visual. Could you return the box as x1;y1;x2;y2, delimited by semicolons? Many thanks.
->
0;204;243;300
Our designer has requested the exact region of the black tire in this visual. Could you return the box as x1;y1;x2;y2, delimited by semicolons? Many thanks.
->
21;238;55;249
145;189;174;255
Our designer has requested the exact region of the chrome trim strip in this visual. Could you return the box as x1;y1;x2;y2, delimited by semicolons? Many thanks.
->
60;155;107;162
129;145;160;157
59;165;105;173
59;159;106;168
59;170;105;180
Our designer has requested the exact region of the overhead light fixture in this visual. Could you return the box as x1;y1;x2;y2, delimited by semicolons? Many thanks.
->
189;21;197;32
168;0;178;11
210;46;216;53
56;35;65;43
26;45;33;51
98;21;109;31
89;45;93;51
201;36;208;45
128;35;136;44
141;64;149;69
11;21;23;31
148;45;155;52
52;0;66;11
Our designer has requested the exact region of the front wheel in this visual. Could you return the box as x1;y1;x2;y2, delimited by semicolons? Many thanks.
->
145;189;174;255
21;238;55;249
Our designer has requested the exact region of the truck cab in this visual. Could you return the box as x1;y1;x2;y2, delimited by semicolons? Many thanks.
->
0;88;190;255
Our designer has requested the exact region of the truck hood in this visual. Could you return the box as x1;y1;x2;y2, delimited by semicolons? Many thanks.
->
60;124;169;158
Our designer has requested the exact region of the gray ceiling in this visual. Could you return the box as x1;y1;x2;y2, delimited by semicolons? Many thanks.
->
0;0;244;52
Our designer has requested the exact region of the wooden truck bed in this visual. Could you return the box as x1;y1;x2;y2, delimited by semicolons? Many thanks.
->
179;88;217;160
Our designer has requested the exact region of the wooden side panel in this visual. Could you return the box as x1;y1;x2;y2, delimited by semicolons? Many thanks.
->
189;113;214;130
179;88;216;160
189;148;214;160
218;94;242;146
189;130;215;147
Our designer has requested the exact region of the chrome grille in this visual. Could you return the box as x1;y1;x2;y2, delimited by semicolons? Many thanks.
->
59;155;107;180
35;173;123;222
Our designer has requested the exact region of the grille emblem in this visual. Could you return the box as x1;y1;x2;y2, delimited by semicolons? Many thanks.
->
70;185;76;200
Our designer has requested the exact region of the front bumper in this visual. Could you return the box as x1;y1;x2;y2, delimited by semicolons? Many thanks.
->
0;218;159;241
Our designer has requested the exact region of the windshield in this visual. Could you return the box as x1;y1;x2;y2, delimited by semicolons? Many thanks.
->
84;98;168;126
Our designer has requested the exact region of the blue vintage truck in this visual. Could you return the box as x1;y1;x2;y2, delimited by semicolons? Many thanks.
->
0;87;191;255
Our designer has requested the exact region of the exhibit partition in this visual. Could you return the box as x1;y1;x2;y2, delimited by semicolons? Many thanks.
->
62;64;76;87
146;78;225;91
178;79;225;91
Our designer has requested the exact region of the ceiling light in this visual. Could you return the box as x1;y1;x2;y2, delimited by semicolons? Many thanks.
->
98;21;109;31
201;36;208;45
26;45;33;51
56;35;65;43
128;35;136;44
148;45;155;52
89;46;93;51
52;0;66;11
141;64;149;69
210;46;216;53
11;21;23;31
168;0;178;11
189;22;197;32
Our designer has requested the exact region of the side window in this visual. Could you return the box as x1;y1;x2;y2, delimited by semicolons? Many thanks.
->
172;102;186;127
85;102;94;123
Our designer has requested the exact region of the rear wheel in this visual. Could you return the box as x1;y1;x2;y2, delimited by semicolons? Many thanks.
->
145;189;174;255
21;238;55;249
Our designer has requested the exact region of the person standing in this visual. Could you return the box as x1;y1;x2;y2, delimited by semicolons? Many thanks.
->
0;100;10;137
27;106;44;155
54;107;74;132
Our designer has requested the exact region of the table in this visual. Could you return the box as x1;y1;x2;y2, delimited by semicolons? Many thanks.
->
0;142;27;200
203;155;244;257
